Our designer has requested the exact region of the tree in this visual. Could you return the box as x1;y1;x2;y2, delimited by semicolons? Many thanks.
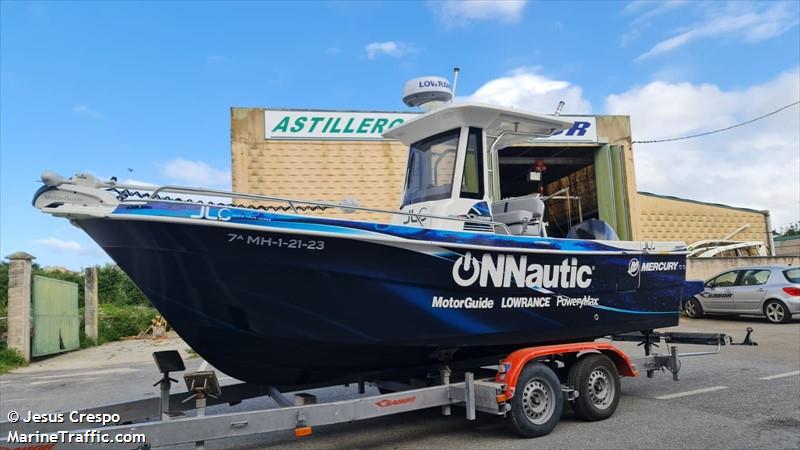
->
776;221;800;237
0;262;8;307
96;264;151;305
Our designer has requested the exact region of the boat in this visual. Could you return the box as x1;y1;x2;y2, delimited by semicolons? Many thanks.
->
687;239;768;257
33;99;699;389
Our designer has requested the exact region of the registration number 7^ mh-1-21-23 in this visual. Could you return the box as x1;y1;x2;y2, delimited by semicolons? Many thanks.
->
227;233;325;250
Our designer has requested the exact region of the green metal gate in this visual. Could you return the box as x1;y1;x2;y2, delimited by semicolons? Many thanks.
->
31;275;80;357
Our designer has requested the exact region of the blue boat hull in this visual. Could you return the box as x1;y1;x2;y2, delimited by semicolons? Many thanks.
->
77;203;686;387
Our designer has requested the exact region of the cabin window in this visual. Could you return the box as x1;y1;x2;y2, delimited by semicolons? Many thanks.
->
460;128;484;199
402;128;459;207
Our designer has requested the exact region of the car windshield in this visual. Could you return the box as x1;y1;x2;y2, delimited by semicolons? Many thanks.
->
402;128;459;207
783;268;800;283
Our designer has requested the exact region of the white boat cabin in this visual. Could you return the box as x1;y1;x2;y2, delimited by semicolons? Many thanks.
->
383;102;574;236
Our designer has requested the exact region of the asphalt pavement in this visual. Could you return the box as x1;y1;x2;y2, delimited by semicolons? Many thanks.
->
1;315;798;449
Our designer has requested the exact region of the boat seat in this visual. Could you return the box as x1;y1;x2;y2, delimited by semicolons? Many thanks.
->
491;195;546;236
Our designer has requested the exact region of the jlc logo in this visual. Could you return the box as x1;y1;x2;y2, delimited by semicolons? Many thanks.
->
190;206;231;222
452;252;593;289
401;206;428;225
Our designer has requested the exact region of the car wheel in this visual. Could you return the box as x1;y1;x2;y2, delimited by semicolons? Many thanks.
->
567;354;620;421
684;298;704;319
764;300;791;324
506;362;563;438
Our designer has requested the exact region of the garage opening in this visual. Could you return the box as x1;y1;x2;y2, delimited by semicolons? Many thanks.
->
497;145;606;238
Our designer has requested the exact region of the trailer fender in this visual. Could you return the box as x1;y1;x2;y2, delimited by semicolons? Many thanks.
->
496;342;638;399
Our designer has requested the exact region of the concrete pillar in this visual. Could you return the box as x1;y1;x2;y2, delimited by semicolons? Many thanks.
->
5;252;34;362
84;267;99;344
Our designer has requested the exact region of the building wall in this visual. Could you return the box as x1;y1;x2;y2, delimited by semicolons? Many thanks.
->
232;108;408;222
775;237;800;257
637;192;771;248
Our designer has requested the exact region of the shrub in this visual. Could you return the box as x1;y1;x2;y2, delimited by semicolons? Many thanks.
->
97;265;150;306
0;345;27;374
0;304;7;340
97;304;159;344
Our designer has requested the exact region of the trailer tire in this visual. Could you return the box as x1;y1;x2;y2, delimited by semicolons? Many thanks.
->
506;362;563;438
567;354;620;421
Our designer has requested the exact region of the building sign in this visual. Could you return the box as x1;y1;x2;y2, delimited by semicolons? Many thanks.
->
264;109;598;143
532;116;597;143
264;110;416;140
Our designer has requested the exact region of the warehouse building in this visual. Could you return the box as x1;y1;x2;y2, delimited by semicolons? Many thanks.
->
230;107;774;253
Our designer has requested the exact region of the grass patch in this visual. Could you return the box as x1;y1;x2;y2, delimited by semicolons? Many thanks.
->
98;304;159;345
0;346;27;374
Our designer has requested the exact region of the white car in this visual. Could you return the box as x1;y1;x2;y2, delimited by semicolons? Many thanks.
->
684;265;800;324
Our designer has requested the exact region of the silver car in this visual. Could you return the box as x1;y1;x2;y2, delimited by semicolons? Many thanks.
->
684;265;800;324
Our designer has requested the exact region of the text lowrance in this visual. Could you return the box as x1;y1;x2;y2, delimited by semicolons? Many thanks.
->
432;295;599;309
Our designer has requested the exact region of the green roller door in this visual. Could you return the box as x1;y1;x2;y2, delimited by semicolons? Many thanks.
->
31;275;80;357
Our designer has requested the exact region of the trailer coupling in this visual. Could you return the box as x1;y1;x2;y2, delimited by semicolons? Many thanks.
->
610;328;757;380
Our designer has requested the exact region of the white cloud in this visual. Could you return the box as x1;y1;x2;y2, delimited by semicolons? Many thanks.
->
621;1;688;47
624;0;687;25
35;237;82;252
160;159;231;187
365;41;415;59
605;68;800;228
467;67;592;114
637;2;799;60
431;0;527;27
72;104;103;118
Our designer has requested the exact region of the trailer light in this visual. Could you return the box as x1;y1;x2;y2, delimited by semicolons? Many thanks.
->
497;361;511;373
295;426;313;437
783;287;800;296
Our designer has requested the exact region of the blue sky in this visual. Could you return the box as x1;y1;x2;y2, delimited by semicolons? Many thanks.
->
2;0;799;269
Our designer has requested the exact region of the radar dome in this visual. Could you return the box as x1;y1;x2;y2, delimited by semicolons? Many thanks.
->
403;76;452;110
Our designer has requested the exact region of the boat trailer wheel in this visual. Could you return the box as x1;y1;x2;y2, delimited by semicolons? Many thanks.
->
506;363;563;438
567;354;621;421
586;368;615;410
521;378;555;424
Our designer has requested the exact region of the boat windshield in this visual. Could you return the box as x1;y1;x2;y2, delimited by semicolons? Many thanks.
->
402;128;459;207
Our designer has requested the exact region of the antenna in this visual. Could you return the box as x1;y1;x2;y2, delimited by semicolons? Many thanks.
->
451;67;460;100
554;101;565;116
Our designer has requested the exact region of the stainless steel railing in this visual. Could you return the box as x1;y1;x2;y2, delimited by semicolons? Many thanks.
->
108;183;512;234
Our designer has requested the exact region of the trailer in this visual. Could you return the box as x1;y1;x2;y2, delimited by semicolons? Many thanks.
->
0;329;756;450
